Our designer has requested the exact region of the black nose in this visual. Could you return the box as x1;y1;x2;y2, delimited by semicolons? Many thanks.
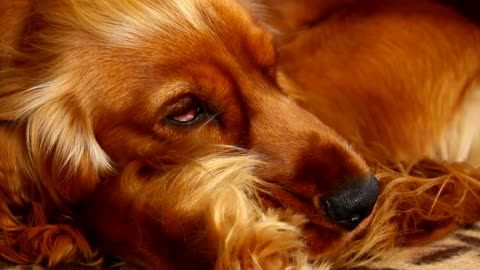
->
321;174;379;231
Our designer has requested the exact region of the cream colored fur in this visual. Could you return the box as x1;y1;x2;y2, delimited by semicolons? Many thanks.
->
431;84;480;166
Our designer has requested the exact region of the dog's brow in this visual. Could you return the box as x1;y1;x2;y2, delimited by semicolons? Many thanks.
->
150;81;196;106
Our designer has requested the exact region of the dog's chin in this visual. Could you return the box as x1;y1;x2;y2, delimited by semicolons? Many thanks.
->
261;187;372;258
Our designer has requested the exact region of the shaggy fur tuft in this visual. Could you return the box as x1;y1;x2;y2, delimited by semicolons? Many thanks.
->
82;153;331;269
329;159;480;268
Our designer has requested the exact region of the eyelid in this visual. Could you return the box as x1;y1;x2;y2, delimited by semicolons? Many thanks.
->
165;95;207;126
167;96;197;116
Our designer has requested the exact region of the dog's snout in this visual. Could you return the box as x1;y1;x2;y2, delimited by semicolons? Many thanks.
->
321;174;379;231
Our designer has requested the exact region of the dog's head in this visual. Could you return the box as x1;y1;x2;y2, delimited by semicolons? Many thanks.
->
0;0;378;267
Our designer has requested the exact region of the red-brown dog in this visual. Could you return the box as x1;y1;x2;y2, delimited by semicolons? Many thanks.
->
0;0;376;268
0;0;479;269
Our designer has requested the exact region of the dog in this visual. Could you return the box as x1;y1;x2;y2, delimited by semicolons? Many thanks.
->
0;0;377;269
0;0;479;269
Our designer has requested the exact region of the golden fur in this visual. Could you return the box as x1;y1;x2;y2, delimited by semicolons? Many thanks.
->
273;0;480;267
0;0;479;269
84;154;321;269
0;0;370;268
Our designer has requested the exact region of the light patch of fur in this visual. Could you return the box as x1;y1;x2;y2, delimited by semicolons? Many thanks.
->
197;156;310;269
55;0;215;46
239;0;282;35
431;84;480;166
26;97;111;179
122;154;330;269
0;73;112;192
172;0;210;31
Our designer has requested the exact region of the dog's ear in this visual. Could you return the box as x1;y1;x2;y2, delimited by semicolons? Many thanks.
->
0;0;113;204
0;81;113;203
29;93;113;203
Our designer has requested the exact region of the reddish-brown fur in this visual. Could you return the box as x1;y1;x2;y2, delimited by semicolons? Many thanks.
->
0;0;371;268
278;0;480;161
1;0;479;269
274;0;480;265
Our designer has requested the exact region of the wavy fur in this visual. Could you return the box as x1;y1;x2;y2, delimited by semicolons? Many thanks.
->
1;0;480;269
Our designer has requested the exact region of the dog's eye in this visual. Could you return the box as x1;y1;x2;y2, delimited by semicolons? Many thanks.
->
170;106;204;124
167;97;206;125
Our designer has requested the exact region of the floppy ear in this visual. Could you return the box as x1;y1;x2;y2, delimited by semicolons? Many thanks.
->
28;92;113;203
0;0;113;203
0;76;113;203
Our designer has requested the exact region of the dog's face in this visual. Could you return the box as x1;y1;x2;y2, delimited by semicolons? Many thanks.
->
1;0;378;267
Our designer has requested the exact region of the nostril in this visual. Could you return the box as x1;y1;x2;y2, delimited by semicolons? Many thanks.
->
321;199;369;231
321;174;379;231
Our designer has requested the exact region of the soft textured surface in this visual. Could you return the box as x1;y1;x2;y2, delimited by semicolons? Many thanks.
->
352;222;480;270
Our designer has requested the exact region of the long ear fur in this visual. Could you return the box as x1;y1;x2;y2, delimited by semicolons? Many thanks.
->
1;0;114;203
0;124;102;266
0;71;113;203
0;1;113;265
